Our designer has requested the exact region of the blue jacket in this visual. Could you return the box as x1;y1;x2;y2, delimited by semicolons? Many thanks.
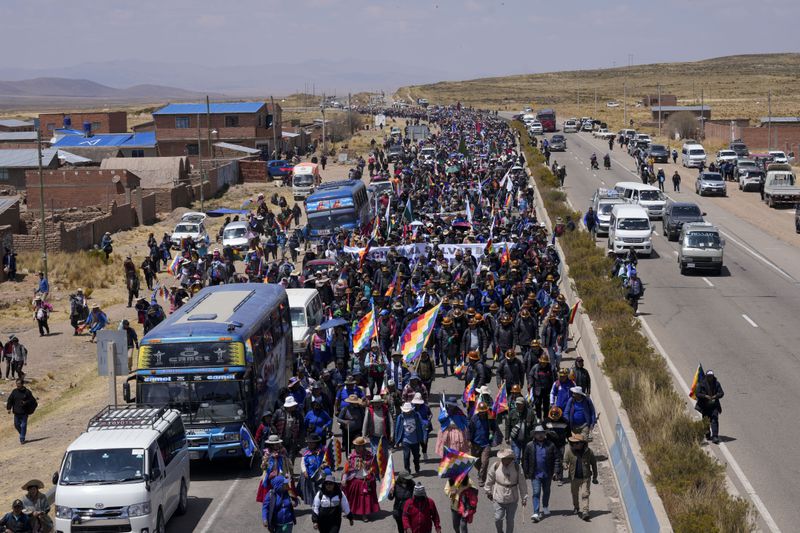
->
468;413;498;448
304;409;332;438
395;411;425;446
263;489;295;527
563;397;597;428
550;379;575;410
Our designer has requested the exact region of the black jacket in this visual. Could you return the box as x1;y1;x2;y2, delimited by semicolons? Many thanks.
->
695;377;724;415
496;357;524;389
6;387;35;415
522;439;556;479
571;366;591;395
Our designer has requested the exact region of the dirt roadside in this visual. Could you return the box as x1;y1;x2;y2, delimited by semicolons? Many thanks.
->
0;160;357;506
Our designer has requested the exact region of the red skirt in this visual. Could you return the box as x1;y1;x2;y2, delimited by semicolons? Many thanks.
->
343;477;379;516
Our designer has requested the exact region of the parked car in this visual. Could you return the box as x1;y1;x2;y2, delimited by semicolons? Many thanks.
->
221;220;249;251
695;172;727;196
738;168;765;192
769;150;789;164
729;140;749;158
267;160;294;179
634;133;652;144
716;149;738;165
763;163;800;208
681;143;707;168
647;144;669;163
171;219;209;247
549;134;566;151
581;120;594;132
662;200;705;241
529;121;543;135
592;128;615;139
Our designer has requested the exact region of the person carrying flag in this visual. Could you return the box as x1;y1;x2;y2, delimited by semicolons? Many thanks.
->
444;475;478;533
694;369;724;444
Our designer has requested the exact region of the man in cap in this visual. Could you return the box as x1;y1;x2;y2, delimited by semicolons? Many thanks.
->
563;433;598;521
522;425;556;522
694;370;724;444
464;350;489;389
335;375;364;415
304;396;333;440
507;396;535;462
436;316;461;376
563;386;596;439
468;401;498;486
0;499;31;532
402;482;442;533
570;356;591;396
460;317;487;362
274;395;304;462
496;349;524;392
486;447;527;533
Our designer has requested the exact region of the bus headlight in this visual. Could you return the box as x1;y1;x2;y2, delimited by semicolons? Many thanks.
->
212;433;239;443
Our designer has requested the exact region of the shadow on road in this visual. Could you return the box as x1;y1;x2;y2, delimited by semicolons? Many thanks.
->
167;497;212;532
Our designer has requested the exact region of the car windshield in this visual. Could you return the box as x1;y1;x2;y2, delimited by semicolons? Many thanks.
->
139;380;245;425
770;173;796;186
702;173;723;181
174;224;199;234
673;206;701;216
223;227;247;239
618;218;650;230
294;174;314;186
60;448;145;485
650;145;665;151
690;149;705;156
687;232;721;248
738;161;756;168
639;190;664;201
307;209;357;230
290;308;307;327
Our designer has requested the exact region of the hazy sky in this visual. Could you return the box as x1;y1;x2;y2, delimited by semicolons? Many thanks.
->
1;0;798;82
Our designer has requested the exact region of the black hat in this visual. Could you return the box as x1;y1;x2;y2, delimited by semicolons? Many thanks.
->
307;434;322;444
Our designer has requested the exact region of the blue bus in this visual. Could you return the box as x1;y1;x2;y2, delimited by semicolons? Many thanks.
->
304;180;371;239
125;284;293;461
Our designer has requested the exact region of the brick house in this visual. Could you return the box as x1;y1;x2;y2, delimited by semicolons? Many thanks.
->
152;102;282;160
38;111;127;135
0;119;35;132
0;149;59;190
25;168;141;210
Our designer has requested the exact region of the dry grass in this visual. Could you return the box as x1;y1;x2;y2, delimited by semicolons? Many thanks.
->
17;250;118;292
401;53;800;142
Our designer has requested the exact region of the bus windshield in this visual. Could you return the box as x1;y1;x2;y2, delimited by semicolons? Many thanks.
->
307;209;357;230
139;380;245;425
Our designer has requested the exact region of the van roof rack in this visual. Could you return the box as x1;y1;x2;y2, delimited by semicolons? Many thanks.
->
87;405;169;431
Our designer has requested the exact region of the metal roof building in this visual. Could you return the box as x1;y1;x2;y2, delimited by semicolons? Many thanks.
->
0;119;34;128
0;149;58;168
153;102;265;115
759;117;800;125
52;131;156;148
0;132;38;142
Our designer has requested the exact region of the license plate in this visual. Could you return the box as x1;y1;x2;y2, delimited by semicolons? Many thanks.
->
189;451;201;460
687;263;695;268
316;229;331;236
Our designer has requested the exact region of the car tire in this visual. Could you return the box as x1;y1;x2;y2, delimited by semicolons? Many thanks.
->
155;509;165;533
713;268;722;276
662;223;667;237
176;479;189;516
679;262;687;275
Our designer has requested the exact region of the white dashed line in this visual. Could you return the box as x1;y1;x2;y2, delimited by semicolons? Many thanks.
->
701;277;714;287
742;314;759;328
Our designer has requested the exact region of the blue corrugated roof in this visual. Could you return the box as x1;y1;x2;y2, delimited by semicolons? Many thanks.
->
153;102;265;115
52;132;156;148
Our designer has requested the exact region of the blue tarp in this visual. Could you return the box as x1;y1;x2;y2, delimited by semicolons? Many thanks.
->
205;208;250;217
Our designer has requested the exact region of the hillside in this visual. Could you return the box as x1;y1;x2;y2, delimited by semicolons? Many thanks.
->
0;77;210;99
398;53;800;121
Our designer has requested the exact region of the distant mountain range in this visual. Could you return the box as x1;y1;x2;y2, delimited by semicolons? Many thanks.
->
0;77;210;99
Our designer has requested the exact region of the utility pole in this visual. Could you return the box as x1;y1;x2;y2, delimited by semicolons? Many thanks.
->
767;90;772;152
348;92;353;135
36;128;48;278
700;88;705;139
657;83;662;136
321;93;327;155
270;95;278;159
623;81;627;128
594;87;597;117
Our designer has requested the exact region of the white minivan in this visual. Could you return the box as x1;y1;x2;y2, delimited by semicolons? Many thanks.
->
287;288;323;356
613;181;667;219
681;143;707;168
608;204;653;256
54;406;189;533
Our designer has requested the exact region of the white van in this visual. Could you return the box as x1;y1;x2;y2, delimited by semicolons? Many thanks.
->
221;220;249;251
608;204;653;256
292;163;320;200
287;288;323;356
54;406;189;533
613;181;666;218
681;143;707;168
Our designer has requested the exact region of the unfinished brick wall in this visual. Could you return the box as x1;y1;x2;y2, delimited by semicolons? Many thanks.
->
704;123;800;154
240;160;268;182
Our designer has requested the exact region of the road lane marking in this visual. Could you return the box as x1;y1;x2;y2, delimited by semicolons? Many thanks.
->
742;314;759;328
718;230;796;283
197;475;243;533
639;317;781;532
701;277;714;287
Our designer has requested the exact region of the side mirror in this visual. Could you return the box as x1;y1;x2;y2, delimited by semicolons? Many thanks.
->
143;473;151;491
52;472;59;485
702;212;707;216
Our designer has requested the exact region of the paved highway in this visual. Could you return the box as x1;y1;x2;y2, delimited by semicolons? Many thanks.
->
167;370;626;532
530;123;800;532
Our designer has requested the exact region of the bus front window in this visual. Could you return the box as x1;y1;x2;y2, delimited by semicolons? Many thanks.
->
140;380;245;424
307;210;357;230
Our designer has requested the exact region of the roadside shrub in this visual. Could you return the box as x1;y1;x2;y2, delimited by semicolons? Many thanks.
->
512;121;753;532
18;251;119;291
665;111;700;140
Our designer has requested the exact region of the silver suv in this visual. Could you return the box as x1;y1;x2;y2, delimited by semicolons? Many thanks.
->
678;222;725;275
695;172;727;197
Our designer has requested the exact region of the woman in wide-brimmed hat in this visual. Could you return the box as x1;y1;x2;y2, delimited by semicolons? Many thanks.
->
299;433;326;505
342;436;380;521
256;435;289;503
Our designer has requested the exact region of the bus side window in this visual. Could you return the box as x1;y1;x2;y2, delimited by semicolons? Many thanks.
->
262;319;274;352
271;309;284;342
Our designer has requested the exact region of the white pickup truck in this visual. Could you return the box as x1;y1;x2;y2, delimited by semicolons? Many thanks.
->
592;128;616;139
763;163;800;208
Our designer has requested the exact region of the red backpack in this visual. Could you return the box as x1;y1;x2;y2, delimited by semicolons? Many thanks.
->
458;486;479;523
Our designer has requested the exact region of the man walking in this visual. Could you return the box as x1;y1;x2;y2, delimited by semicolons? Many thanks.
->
485;447;527;533
6;378;36;444
562;386;596;439
672;170;681;192
468;402;497;487
694;369;724;444
563;434;598;521
395;402;424;475
522;425;556;522
402;483;442;533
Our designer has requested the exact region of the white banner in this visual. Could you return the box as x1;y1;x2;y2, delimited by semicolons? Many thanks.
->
343;242;511;263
